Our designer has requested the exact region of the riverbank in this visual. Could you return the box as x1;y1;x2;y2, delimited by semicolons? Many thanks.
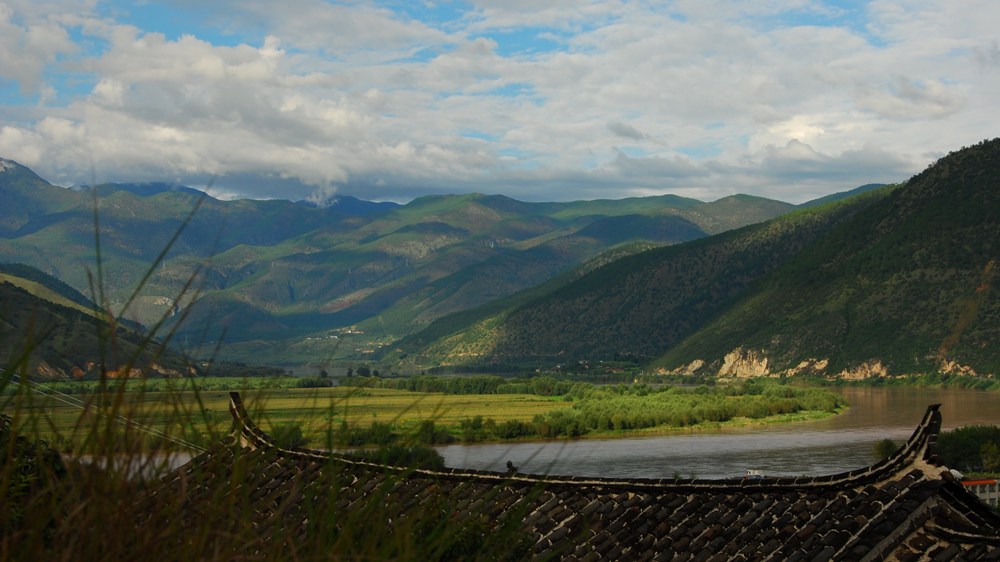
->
438;386;1000;479
572;407;846;441
19;385;997;482
3;379;846;451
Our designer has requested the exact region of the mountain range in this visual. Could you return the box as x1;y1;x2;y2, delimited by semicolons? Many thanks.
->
393;139;999;379
1;157;801;369
0;263;192;379
2;137;995;381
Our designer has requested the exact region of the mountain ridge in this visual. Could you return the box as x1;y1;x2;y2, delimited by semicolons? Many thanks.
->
655;139;999;378
0;264;193;379
390;186;895;368
0;158;802;366
391;138;999;379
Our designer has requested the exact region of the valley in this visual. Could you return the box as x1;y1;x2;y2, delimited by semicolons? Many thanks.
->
0;157;799;371
4;4;1000;559
1;138;997;385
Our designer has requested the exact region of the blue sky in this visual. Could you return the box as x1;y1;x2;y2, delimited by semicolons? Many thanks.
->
2;1;999;203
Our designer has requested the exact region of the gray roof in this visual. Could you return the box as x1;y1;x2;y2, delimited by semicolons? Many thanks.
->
135;392;1000;561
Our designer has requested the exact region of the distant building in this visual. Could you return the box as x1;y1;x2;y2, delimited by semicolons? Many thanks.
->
963;478;1000;509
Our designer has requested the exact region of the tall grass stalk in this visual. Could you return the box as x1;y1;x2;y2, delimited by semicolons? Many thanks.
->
1;188;513;561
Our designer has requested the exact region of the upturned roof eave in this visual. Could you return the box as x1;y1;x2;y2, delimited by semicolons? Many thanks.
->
226;391;949;493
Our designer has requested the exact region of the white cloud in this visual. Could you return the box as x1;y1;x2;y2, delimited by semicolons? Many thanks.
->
610;150;705;180
607;121;646;141
462;0;624;32
974;40;1000;69
215;0;455;59
750;139;913;182
0;4;78;93
857;75;965;120
0;1;998;203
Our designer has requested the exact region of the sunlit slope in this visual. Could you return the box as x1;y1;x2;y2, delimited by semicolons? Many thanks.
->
1;158;802;365
394;187;893;367
0;265;192;379
656;138;1000;376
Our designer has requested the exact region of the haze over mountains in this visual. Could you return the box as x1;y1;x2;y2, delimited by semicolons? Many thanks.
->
1;138;996;380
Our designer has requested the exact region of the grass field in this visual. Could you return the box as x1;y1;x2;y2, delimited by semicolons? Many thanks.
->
3;385;573;450
3;374;851;453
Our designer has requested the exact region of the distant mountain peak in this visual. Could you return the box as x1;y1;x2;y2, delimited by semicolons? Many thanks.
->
0;158;18;172
315;194;355;207
0;157;50;186
298;194;400;215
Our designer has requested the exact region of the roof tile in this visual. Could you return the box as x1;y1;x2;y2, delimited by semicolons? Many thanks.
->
130;395;1000;561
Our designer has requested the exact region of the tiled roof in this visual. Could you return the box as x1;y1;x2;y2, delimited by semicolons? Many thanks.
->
136;393;1000;561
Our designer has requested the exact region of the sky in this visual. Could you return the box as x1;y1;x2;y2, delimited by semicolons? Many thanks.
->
1;1;998;204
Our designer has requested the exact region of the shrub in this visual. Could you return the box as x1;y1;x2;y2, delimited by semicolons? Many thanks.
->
344;445;446;470
937;425;1000;472
873;438;898;461
270;422;309;448
0;413;68;538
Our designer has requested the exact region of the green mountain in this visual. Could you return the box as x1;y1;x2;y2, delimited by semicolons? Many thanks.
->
0;262;99;312
0;265;193;379
391;187;893;368
0;158;796;366
798;183;886;208
0;159;82;237
656;139;1000;378
396;138;999;378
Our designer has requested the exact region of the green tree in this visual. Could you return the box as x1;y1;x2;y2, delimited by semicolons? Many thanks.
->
936;425;1000;472
270;423;308;448
1;413;67;538
981;442;1000;472
873;438;898;461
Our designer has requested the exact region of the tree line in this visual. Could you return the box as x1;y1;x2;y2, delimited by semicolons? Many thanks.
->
340;374;581;396
335;377;846;444
937;425;1000;473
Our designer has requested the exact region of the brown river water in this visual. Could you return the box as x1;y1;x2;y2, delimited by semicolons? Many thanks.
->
104;386;997;480
436;386;1000;479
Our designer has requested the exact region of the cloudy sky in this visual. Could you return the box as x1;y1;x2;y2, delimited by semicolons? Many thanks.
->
1;1;998;204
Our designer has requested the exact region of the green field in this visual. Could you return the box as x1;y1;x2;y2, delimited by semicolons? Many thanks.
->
2;385;572;450
2;375;848;451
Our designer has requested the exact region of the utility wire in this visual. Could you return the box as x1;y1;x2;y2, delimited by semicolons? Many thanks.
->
3;370;208;453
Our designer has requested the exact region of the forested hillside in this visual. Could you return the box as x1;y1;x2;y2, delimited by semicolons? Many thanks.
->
393;187;893;366
0;158;795;365
657;138;1000;377
396;138;999;379
0;267;192;379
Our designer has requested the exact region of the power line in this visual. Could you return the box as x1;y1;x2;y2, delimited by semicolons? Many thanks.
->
2;370;208;453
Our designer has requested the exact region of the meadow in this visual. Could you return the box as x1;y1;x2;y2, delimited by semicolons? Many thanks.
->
3;381;572;451
3;375;845;451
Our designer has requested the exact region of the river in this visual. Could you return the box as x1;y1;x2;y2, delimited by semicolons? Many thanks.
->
435;386;1000;479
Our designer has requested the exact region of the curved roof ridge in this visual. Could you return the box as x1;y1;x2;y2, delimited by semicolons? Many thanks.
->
227;391;946;491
